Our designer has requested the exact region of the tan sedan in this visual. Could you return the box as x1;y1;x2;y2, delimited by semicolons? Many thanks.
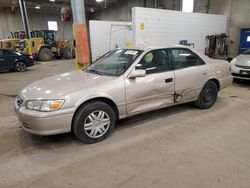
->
15;46;232;143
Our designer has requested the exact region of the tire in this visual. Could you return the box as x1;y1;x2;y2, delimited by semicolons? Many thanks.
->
38;48;53;61
194;81;218;109
72;101;116;144
62;47;72;59
15;61;27;72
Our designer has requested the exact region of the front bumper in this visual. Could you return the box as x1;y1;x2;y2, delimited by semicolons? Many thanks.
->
231;73;250;80
231;65;250;80
25;59;36;67
15;106;75;136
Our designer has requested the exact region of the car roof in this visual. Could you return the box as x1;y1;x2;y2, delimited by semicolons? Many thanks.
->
0;48;12;51
124;45;194;51
121;45;212;63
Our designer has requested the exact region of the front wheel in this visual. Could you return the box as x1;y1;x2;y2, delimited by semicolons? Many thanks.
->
194;81;218;109
72;101;116;144
15;61;27;72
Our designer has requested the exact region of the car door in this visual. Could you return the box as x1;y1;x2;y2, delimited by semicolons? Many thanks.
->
125;49;175;115
2;50;16;69
0;50;8;70
169;48;209;102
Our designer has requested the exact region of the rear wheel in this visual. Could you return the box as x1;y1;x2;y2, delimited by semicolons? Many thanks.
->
38;48;53;61
15;61;27;72
194;81;218;109
72;101;116;144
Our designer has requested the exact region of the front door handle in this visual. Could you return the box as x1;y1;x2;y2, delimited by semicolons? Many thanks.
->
0;59;4;61
165;78;173;83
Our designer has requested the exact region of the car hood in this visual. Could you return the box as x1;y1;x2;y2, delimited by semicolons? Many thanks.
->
20;71;115;100
235;55;250;66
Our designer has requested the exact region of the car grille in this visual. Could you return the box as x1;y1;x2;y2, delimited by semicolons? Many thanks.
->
16;96;25;108
232;73;250;78
235;64;250;69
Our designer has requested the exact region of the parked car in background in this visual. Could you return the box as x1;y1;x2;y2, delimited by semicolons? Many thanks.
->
0;49;35;72
15;46;232;144
231;49;250;80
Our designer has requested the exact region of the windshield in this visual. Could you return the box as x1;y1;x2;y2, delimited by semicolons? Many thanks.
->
242;49;250;55
86;49;142;76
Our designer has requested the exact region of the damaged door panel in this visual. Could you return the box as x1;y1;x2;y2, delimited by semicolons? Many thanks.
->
126;49;175;114
170;48;209;102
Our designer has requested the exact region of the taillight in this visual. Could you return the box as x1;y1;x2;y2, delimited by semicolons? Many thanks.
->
29;55;34;59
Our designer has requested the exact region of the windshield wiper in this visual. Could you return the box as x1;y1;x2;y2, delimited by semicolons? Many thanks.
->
86;69;104;75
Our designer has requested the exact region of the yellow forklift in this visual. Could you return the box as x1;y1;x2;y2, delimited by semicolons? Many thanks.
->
0;31;26;50
18;30;73;61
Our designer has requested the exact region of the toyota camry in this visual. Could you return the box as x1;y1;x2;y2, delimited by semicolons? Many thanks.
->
15;46;232;144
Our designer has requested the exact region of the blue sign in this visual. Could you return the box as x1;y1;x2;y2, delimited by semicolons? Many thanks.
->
239;28;250;54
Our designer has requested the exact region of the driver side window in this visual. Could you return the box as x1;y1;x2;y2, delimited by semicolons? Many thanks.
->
136;49;171;74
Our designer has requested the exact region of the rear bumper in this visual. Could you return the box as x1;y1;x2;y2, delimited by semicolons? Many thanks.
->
219;76;233;90
231;73;250;80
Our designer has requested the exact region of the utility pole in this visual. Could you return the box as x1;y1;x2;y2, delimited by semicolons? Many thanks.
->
71;0;90;69
19;0;32;56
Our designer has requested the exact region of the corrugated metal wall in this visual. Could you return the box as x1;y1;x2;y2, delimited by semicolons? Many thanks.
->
0;8;73;41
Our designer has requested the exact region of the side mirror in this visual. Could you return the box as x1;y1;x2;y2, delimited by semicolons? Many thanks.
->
129;69;146;79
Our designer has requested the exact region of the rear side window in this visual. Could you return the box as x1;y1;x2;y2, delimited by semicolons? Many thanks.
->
170;48;205;70
136;49;171;74
3;50;14;55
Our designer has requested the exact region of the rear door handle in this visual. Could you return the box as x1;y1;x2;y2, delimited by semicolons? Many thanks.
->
165;78;173;83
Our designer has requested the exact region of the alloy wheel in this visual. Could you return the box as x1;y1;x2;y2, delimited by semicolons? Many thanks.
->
16;62;26;72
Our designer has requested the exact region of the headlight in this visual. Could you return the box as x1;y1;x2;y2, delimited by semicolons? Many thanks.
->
26;99;64;112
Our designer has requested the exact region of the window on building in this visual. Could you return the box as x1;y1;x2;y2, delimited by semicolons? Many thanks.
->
182;0;194;13
48;21;58;31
